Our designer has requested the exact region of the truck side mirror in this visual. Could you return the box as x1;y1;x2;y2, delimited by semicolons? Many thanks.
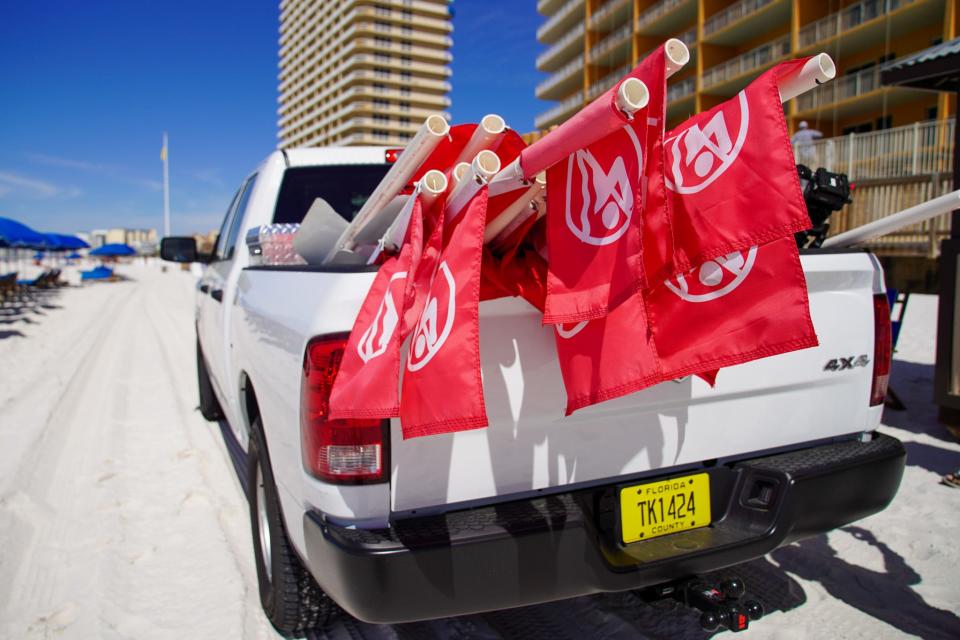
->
160;237;212;263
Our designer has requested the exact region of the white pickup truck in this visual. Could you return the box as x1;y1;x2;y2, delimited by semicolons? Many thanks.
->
161;147;906;637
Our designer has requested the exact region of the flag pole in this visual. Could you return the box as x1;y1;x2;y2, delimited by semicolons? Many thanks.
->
162;132;170;238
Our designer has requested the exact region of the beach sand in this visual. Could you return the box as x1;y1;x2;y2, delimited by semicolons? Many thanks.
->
0;265;957;639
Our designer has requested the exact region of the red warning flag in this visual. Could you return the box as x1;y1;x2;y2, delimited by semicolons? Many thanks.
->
646;236;818;379
400;190;489;438
661;59;812;277
543;47;667;324
328;197;424;419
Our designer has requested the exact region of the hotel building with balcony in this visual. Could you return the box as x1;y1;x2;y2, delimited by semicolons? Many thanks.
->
278;0;453;148
535;0;957;135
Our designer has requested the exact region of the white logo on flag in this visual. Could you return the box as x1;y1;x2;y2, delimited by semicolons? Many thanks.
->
664;246;758;302
407;261;456;372
665;91;749;194
555;320;588;339
357;271;406;363
564;125;643;246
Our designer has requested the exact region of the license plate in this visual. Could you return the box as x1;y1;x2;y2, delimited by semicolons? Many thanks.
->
619;473;711;543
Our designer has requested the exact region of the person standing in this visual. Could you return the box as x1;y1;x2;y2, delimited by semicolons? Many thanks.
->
791;120;823;166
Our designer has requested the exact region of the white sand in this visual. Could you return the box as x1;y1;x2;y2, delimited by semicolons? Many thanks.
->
0;267;957;639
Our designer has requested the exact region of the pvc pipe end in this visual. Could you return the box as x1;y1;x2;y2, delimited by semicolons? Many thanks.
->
814;53;837;81
475;149;502;177
665;38;690;71
480;114;506;135
617;78;649;113
426;114;450;136
421;170;447;195
453;162;471;182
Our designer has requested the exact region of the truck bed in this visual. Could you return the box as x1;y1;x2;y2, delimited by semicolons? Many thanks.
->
233;250;884;534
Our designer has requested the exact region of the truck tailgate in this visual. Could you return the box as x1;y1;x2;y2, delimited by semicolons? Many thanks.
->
390;252;883;513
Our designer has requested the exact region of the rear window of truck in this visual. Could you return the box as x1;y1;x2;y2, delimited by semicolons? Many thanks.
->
272;164;391;225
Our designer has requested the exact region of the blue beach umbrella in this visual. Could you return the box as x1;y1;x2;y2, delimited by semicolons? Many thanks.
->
89;243;136;257
0;216;46;248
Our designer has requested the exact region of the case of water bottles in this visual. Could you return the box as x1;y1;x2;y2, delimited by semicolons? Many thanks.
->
245;224;306;266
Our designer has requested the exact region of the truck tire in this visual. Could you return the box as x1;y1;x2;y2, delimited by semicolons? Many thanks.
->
196;339;223;421
248;418;336;636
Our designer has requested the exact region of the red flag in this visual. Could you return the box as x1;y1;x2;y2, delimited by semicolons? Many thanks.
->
400;190;489;438
553;293;661;415
662;59;811;277
329;197;424;419
543;47;667;324
647;237;818;379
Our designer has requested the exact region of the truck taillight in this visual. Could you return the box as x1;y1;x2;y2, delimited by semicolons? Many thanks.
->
300;335;388;484
870;294;892;406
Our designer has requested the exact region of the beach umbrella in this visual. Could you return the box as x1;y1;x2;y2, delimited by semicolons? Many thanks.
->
89;243;136;257
67;252;82;260
0;216;46;248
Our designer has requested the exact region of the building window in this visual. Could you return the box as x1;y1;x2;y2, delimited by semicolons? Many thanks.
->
375;67;391;78
401;55;412;66
373;129;389;139
401;40;413;51
400;86;411;96
401;25;412;35
374;98;389;109
374;36;391;48
401;10;413;21
373;82;387;93
400;71;412;82
375;52;391;63
400;117;410;127
373;114;389;123
375;20;391;32
399;101;411;112
375;5;391;16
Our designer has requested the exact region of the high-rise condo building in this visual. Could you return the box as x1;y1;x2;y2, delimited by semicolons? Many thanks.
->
535;0;957;134
278;0;453;148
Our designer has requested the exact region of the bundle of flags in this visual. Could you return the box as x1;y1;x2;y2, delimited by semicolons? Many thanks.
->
330;46;819;438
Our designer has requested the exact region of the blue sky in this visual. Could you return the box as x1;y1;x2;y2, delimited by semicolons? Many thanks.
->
0;1;544;236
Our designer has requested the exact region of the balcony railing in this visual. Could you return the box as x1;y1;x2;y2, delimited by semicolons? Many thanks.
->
536;22;585;69
537;0;585;42
701;34;790;89
799;119;955;257
536;55;585;96
589;0;631;27
703;0;774;36
796;118;955;181
798;0;914;48
535;93;585;129
668;76;695;102
589;23;633;61
587;63;631;100
637;0;691;32
794;66;882;112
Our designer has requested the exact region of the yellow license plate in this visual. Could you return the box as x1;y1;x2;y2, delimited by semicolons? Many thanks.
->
619;473;711;543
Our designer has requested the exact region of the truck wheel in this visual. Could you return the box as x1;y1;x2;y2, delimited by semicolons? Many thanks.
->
196;339;223;421
248;418;336;636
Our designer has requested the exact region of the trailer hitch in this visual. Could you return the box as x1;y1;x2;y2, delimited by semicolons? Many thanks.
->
642;575;764;633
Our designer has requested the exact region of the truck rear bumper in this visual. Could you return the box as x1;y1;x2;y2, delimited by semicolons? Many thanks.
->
302;432;905;624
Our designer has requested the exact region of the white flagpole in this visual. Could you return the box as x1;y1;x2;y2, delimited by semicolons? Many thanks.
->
162;132;170;238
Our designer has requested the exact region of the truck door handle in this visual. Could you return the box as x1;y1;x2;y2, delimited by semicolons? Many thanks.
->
199;283;210;294
211;288;223;302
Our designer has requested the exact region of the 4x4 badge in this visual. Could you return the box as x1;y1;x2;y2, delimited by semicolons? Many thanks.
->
823;355;870;371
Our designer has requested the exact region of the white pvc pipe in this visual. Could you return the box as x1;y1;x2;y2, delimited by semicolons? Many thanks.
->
419;169;448;210
779;53;836;103
822;189;960;249
445;150;501;222
664;38;690;79
451;161;471;185
483;178;545;243
488;157;526;197
615;78;649;117
326;114;449;261
370;170;449;263
455;114;506;165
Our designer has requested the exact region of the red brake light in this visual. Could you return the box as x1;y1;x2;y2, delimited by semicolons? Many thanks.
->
385;148;403;163
300;335;388;484
870;294;892;406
